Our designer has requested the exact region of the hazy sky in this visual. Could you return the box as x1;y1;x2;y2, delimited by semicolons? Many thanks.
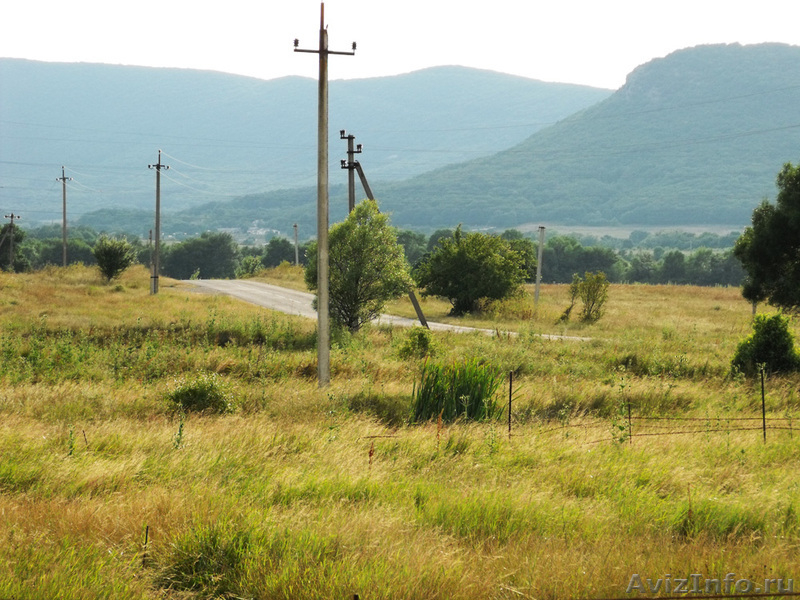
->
2;0;799;89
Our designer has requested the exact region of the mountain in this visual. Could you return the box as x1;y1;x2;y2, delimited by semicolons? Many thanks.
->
0;59;610;227
383;43;800;228
150;42;800;238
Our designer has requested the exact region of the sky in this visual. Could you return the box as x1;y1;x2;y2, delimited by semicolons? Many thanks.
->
2;0;800;90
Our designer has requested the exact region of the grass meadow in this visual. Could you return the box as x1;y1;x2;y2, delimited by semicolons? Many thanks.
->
1;264;799;599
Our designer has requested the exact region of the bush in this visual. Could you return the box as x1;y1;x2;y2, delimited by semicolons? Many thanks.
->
731;313;800;377
398;327;436;359
93;236;136;281
167;372;235;414
559;271;610;323
411;359;504;423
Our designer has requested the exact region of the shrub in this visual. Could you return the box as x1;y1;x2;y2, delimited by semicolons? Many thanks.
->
411;359;504;423
398;326;436;359
731;313;800;377
559;271;610;323
93;236;136;281
167;372;234;414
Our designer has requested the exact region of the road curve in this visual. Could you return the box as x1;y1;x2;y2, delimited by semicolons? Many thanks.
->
183;279;589;341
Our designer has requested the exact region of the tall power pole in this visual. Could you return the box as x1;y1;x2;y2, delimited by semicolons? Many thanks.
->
534;226;546;308
294;3;356;387
340;130;361;213
293;223;299;266
3;213;21;269
339;133;429;329
148;150;169;295
56;166;72;267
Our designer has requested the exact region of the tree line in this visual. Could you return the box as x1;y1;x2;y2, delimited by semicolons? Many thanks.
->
1;221;743;287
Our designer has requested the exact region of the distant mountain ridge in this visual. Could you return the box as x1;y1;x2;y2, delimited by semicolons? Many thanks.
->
0;59;610;226
148;42;800;238
383;43;800;228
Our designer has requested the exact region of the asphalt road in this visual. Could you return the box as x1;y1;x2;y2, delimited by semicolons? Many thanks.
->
183;279;589;340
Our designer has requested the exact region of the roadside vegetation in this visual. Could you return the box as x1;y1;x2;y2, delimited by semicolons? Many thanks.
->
3;221;744;286
1;264;798;599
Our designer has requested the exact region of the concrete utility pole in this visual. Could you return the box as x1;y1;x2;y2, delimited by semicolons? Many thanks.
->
3;213;21;269
148;150;169;295
56;166;72;267
293;223;299;266
340;130;362;213
339;132;429;329
295;3;356;387
534;226;546;308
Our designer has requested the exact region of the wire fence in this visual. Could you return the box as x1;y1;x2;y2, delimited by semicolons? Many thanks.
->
503;370;795;446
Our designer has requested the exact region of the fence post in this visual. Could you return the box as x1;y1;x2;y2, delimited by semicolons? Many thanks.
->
508;371;513;440
143;525;149;568
761;366;767;444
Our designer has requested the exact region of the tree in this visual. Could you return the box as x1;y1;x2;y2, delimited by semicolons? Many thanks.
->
734;162;800;311
0;222;28;272
305;200;412;333
413;226;526;315
262;237;296;268
93;236;136;281
659;250;687;284
33;238;97;268
162;232;240;279
732;313;799;377
395;229;427;267
426;228;454;251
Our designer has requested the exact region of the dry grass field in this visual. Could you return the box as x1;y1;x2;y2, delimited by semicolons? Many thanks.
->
1;265;798;599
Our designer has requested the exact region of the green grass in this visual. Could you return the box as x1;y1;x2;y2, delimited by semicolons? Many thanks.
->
0;265;799;598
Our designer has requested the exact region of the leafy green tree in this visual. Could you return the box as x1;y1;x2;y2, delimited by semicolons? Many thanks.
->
395;229;427;267
0;222;28;272
236;255;263;278
414;226;526;315
626;252;657;283
32;238;96;268
731;313;799;377
426;228;454;251
262;237;296;267
734;162;800;311
93;236;136;281
305;200;412;333
659;250;687;284
162;232;240;279
505;237;537;282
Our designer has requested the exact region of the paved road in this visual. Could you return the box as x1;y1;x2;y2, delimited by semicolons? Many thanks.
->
183;279;589;340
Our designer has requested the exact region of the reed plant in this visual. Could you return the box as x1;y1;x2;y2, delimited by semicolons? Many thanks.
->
411;358;504;422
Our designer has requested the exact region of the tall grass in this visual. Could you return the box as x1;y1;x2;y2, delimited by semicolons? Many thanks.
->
411;359;504;422
1;267;800;598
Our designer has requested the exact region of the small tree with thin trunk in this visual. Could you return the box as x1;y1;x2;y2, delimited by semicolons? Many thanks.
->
93;236;136;281
305;199;412;332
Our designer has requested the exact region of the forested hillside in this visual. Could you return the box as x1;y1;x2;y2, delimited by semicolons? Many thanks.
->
0;59;608;224
131;43;800;237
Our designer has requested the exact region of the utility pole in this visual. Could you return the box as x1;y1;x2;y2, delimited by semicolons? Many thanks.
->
148;150;169;295
3;213;21;270
339;132;429;329
340;130;362;213
57;166;72;267
534;226;546;308
293;223;299;266
295;3;356;387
